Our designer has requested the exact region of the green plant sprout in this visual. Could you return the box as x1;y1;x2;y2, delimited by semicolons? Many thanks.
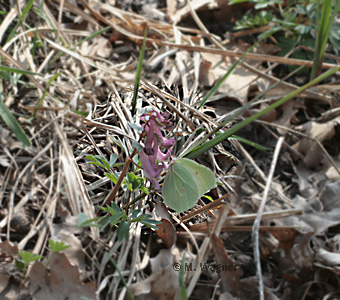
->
86;154;148;198
15;250;43;291
16;251;43;274
48;239;70;253
78;203;161;241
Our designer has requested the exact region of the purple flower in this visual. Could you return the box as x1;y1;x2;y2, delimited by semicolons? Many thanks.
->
140;110;174;191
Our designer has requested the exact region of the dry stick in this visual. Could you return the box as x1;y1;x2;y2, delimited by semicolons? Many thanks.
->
252;136;284;300
97;150;136;215
180;193;229;223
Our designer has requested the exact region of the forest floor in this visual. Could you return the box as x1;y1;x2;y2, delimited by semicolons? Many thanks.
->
1;1;340;299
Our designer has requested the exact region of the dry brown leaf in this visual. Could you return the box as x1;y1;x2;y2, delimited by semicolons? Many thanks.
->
299;208;340;234
29;252;97;300
0;241;19;296
219;292;239;300
214;0;254;23
50;221;86;274
153;203;177;248
154;202;173;222
127;249;179;300
237;276;279;300
270;228;299;252
200;51;266;106
274;100;305;134
211;234;243;296
290;233;316;270
292;165;318;199
169;0;218;24
0;241;18;257
292;116;340;167
320;181;340;211
248;102;277;122
155;219;177;249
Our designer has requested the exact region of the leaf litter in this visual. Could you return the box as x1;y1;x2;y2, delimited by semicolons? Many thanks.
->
0;0;340;299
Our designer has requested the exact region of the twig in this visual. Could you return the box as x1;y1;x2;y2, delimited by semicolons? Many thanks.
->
180;193;229;223
97;149;137;215
252;136;284;300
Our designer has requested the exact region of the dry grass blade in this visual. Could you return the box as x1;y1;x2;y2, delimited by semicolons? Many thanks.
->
252;137;284;300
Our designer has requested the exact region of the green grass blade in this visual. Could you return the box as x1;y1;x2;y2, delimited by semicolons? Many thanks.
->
199;39;262;108
0;100;31;147
0;65;43;76
6;0;35;44
178;254;188;300
229;135;271;151
71;26;111;50
31;72;61;118
109;257;133;300
310;0;340;79
131;23;148;116
186;65;340;159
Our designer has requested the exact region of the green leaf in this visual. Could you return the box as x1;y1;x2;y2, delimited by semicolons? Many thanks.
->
109;258;134;300
117;221;130;241
99;202;121;215
18;251;43;264
162;158;216;213
229;0;249;4
109;153;118;168
98;214;124;231
131;209;140;219
48;240;70;253
86;155;110;171
105;172;118;184
140;219;161;230
77;216;101;228
128;122;143;132
203;195;214;202
131;140;144;153
77;212;89;227
15;259;27;272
